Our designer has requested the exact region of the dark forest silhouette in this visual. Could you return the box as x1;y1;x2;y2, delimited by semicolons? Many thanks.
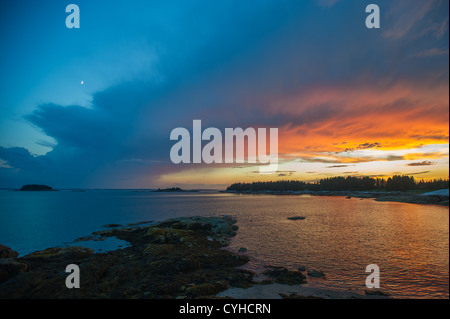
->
227;176;449;192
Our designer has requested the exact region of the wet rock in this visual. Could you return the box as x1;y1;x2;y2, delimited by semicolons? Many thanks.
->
156;216;238;238
126;221;154;226
143;244;177;257
0;244;19;259
185;281;230;298
307;269;325;278
102;224;122;228
174;257;201;273
280;293;323;299
0;258;28;283
0;215;252;298
263;266;306;285
92;226;137;238
74;235;106;242
145;228;194;244
287;216;306;220
365;290;390;296
24;246;94;259
0;245;28;283
216;237;230;247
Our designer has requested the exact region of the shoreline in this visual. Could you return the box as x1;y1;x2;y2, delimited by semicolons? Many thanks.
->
223;189;449;206
0;215;389;299
216;283;389;299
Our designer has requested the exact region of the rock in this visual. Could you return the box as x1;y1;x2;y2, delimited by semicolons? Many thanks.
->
145;228;168;243
24;246;94;259
185;281;229;298
145;228;194;244
126;221;153;226
217;237;230;247
153;187;186;192
263;266;307;285
0;244;19;259
143;244;176;256
0;258;28;283
280;293;323;299
365;290;390;296
102;224;122;228
74;235;106;242
0;245;28;283
287;216;306;220
0;216;253;298
307;269;325;278
238;247;247;253
154;216;238;240
297;266;307;272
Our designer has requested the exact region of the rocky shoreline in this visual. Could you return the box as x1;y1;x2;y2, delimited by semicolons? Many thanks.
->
224;190;449;206
0;216;389;299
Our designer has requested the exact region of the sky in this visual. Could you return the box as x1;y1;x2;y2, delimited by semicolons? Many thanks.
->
0;0;448;189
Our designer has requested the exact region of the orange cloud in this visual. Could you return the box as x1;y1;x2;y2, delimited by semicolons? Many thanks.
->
268;81;449;159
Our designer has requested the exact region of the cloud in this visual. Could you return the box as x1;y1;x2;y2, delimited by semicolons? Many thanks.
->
409;171;431;175
276;80;448;158
382;0;437;39
0;147;42;171
343;142;382;152
414;48;449;57
406;161;436;166
420;17;449;38
326;165;352;168
403;152;448;161
0;159;11;169
0;78;177;188
357;142;382;150
409;134;449;141
35;139;57;149
277;170;296;177
316;0;339;8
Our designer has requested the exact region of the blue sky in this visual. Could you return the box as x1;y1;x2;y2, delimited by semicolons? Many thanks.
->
0;0;448;188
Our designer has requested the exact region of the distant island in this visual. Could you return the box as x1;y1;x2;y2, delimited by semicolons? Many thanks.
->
152;187;199;193
226;176;449;206
19;184;55;191
227;176;449;193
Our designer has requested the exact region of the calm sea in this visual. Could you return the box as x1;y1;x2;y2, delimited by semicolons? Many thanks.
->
0;190;448;298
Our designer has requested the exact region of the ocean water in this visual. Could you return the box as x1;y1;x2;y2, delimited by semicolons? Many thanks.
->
0;190;448;298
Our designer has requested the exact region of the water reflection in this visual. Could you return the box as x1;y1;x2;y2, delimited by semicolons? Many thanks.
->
0;191;448;298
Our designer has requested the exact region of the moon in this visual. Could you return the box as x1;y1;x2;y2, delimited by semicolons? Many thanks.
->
80;80;84;85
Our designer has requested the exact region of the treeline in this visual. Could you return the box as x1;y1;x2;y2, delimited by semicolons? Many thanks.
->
226;176;449;192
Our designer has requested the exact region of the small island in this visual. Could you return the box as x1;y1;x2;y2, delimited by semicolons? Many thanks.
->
153;187;198;193
19;184;55;191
